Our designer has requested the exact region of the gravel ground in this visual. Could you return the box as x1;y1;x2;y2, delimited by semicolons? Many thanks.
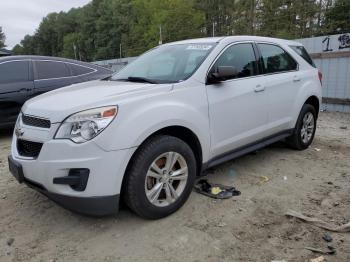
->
0;112;349;262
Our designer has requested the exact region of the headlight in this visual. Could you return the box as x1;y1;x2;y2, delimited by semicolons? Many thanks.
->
55;106;118;143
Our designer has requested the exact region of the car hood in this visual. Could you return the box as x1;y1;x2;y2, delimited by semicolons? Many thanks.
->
22;80;172;123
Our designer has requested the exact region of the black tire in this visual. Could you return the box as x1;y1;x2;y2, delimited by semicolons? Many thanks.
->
287;104;317;150
123;135;197;219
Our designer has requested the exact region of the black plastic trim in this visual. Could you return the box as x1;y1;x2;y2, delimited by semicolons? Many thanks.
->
23;177;119;216
53;168;90;192
202;129;293;171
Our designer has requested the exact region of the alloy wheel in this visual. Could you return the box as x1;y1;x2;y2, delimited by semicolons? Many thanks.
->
300;112;315;144
145;152;188;207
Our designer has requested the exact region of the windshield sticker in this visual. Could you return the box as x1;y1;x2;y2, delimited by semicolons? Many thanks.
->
186;44;212;51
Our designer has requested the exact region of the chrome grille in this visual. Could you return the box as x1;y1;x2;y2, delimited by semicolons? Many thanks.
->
22;114;51;129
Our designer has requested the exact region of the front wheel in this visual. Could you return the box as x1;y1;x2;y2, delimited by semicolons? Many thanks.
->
123;135;197;219
287;104;317;150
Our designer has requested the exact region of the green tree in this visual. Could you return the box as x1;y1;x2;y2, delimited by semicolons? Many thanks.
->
325;0;350;34
12;0;350;60
62;32;82;59
12;44;24;54
127;0;205;56
194;0;236;36
0;26;6;48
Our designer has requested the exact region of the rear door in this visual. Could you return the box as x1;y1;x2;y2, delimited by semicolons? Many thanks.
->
256;43;300;134
206;42;270;157
0;60;34;125
33;60;72;96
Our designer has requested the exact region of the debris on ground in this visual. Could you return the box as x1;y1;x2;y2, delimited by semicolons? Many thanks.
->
7;238;14;246
228;169;238;178
339;126;348;130
305;246;335;255
314;148;321;152
259;175;270;184
194;179;241;199
285;210;350;232
309;256;325;262
322;234;333;243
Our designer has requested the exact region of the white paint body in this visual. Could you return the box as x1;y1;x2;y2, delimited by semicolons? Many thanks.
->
11;36;322;199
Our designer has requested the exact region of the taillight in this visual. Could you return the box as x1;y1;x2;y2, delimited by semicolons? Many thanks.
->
318;70;323;86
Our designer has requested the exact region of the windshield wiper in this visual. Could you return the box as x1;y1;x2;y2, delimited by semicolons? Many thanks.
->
117;76;158;84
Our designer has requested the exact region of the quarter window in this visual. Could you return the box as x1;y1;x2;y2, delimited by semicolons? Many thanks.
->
0;61;30;83
258;44;297;73
69;64;95;76
211;43;258;80
35;61;71;80
290;45;316;68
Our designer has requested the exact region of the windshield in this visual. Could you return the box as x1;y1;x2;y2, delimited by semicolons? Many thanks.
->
112;43;216;84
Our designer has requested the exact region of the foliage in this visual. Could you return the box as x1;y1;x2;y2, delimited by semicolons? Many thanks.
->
324;0;350;34
12;0;350;60
0;27;6;48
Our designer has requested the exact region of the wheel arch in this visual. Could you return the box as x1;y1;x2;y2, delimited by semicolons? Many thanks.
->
304;95;320;118
120;125;204;199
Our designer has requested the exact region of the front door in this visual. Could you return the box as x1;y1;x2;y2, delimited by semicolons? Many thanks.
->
206;43;269;158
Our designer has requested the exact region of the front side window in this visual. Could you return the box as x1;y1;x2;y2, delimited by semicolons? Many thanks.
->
35;61;71;80
258;44;297;73
0;61;29;83
210;43;258;80
112;43;216;83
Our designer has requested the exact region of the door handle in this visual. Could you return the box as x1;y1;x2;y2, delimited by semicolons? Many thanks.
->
293;76;301;82
254;85;265;92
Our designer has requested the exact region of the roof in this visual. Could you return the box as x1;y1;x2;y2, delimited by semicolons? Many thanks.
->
0;55;81;62
166;35;302;46
0;55;112;72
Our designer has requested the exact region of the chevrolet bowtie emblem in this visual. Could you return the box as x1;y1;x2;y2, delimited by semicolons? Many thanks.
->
15;127;24;137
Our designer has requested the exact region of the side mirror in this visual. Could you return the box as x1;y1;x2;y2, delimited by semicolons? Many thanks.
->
209;66;238;83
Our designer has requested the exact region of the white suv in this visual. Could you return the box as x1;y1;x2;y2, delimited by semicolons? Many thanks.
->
8;36;322;218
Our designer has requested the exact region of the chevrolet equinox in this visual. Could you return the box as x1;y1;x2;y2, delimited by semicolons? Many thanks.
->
8;36;322;218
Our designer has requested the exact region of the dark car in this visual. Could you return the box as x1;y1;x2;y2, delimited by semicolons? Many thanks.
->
0;56;112;128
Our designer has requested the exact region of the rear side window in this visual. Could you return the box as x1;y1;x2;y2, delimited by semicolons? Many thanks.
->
0;61;29;83
69;63;95;76
35;61;71;80
290;45;316;67
258;44;298;73
211;43;258;80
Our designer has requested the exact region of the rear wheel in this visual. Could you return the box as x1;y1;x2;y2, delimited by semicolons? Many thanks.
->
124;135;196;219
287;104;317;150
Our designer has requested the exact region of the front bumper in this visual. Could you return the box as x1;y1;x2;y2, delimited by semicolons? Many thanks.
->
10;124;136;216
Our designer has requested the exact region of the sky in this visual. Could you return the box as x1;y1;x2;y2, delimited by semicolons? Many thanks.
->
0;0;91;49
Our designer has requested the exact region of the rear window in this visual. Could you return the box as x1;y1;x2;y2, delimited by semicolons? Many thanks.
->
69;63;95;76
290;46;316;68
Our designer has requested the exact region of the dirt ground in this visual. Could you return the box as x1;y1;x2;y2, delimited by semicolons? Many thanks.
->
0;112;349;262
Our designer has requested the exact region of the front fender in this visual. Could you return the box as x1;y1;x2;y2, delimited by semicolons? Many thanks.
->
94;83;211;162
